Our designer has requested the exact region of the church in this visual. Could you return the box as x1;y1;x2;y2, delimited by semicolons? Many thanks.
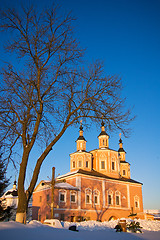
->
32;122;144;222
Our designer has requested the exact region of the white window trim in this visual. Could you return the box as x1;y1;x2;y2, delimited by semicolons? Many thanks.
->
111;158;117;172
85;160;89;168
59;190;66;203
99;154;107;170
70;191;77;203
78;160;82;167
134;195;140;209
85;188;92;204
101;160;105;169
115;191;121;206
122;169;126;176
72;161;76;169
93;189;100;205
107;190;113;205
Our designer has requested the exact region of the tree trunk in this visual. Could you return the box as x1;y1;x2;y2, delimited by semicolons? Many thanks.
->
16;191;28;224
16;150;30;224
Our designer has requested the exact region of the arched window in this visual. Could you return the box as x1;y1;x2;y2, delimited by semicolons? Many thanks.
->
85;188;92;204
101;161;105;169
134;195;140;209
115;191;121;206
70;191;77;203
72;161;75;168
79;161;82;167
107;190;113;205
59;190;66;203
100;154;106;170
111;158;116;171
86;161;89;168
93;189;100;205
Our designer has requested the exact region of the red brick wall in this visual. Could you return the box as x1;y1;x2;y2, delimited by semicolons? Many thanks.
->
32;174;144;222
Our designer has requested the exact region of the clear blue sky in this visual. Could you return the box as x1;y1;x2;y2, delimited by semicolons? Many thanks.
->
1;0;160;210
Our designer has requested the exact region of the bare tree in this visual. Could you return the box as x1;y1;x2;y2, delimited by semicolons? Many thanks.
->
0;4;133;223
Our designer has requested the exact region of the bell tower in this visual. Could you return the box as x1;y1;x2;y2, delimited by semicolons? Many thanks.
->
118;134;131;179
98;120;109;148
76;121;86;151
70;122;92;172
118;133;126;161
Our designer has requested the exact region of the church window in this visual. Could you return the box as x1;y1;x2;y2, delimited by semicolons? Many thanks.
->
39;196;42;202
59;190;66;203
116;195;120;205
115;191;121;206
108;190;113;205
123;169;126;176
86;161;88;168
108;195;112;205
112;161;115;170
86;194;90;203
101;161;105;169
47;194;49;202
134;196;139;208
60;193;64;202
79;161;82;167
135;201;138;208
103;139;104;145
70;192;76;203
85;188;92;204
72;161;75;168
93;189;100;205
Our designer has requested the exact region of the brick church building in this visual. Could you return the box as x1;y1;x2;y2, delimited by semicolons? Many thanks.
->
32;122;144;222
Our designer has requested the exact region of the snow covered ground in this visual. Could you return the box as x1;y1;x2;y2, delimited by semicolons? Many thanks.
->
0;219;160;240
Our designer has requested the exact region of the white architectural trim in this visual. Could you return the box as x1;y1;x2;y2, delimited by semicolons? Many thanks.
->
76;176;81;209
134;195;140;209
85;188;92;204
93;189;100;205
115;190;121;206
127;184;130;209
102;180;105;207
70;191;77;203
107;189;113;206
59;189;67;204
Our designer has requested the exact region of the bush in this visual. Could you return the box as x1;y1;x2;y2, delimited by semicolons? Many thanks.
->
114;224;123;232
127;221;142;233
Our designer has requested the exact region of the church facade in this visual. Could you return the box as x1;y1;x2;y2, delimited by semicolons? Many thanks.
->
32;122;144;222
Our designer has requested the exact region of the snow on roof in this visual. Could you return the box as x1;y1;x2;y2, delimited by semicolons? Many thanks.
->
34;178;79;192
55;182;79;190
56;170;78;179
1;188;18;199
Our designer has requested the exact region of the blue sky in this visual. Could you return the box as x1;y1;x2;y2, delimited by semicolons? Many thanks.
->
1;0;160;209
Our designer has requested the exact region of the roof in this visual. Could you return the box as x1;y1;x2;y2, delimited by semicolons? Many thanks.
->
120;160;130;165
57;169;142;185
70;150;92;155
90;147;118;153
1;188;18;199
98;131;109;137
5;190;18;197
76;136;86;141
55;182;79;191
118;147;126;153
34;179;79;192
